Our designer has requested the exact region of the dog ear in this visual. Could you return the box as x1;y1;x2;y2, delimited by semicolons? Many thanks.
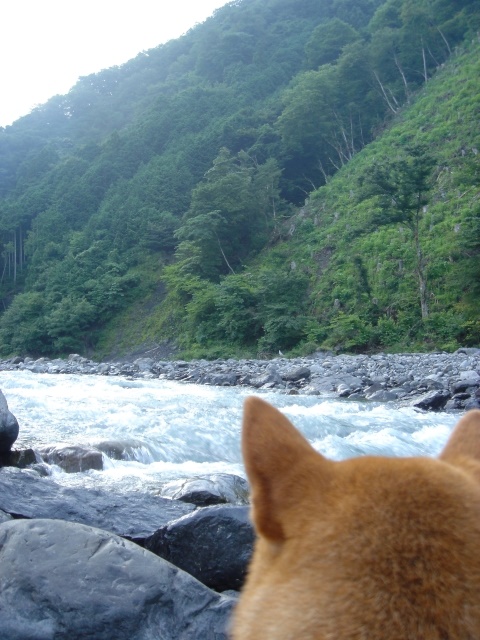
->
242;396;328;542
440;410;480;464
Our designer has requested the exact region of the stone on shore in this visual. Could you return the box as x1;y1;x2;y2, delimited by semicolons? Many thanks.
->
0;518;235;640
412;389;451;411
0;389;19;453
0;467;194;542
146;505;254;592
160;473;250;506
1;348;480;411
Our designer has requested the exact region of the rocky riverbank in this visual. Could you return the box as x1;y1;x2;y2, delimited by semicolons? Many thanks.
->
1;347;479;412
0;466;250;639
1;348;479;637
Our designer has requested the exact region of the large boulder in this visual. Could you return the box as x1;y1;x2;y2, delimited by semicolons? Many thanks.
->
146;505;254;592
160;473;249;506
0;467;194;542
282;366;311;382
0;390;19;453
0;509;12;524
412;390;451;411
0;518;235;640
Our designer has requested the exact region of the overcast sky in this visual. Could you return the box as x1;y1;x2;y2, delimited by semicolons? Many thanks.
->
0;0;229;127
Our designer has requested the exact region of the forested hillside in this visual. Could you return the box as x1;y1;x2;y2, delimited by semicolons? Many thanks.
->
0;0;478;358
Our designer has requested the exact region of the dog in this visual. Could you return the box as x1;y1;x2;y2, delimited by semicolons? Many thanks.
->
231;397;480;639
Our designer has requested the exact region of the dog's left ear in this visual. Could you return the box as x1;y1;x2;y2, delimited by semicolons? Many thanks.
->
440;409;480;464
242;396;330;543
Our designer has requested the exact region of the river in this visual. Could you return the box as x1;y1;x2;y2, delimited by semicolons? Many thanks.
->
0;369;458;494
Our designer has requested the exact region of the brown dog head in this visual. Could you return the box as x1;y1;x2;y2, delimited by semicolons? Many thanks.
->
231;397;480;640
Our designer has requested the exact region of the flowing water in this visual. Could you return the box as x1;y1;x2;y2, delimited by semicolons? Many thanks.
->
0;370;458;494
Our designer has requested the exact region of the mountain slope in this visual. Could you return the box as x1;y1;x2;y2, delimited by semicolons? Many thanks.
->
152;38;480;357
0;0;478;358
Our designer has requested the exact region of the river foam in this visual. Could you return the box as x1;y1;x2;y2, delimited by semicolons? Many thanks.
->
0;370;458;493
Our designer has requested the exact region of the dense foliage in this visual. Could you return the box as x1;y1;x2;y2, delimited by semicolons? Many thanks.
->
0;0;478;357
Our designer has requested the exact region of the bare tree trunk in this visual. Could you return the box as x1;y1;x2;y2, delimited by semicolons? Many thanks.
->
394;54;410;102
216;237;236;275
317;160;330;184
421;39;428;83
373;70;398;114
413;209;429;319
436;26;451;55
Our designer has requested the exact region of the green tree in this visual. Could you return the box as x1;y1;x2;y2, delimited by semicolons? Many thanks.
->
175;149;284;280
359;144;436;319
305;18;360;68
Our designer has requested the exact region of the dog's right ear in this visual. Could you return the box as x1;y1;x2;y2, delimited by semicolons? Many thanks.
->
242;396;330;543
440;409;480;466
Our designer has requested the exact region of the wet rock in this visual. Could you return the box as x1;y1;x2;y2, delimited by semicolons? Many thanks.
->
0;467;194;542
412;390;451;411
160;473;249;506
37;444;104;473
0;448;37;469
0;390;19;453
0;518;235;640
146;505;254;592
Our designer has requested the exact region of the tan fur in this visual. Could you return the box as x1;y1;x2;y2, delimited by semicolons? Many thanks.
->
231;400;480;640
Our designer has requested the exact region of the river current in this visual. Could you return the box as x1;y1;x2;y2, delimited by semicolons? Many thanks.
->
0;370;458;494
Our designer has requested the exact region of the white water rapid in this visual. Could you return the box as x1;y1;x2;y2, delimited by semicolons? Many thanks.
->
0;370;458;494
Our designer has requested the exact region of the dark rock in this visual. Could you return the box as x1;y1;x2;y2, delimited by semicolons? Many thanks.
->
146;505;254;592
160;473;249;506
412;390;451;411
0;467;194;541
0;390;19;453
37;444;104;473
0;448;37;469
0;518;235;640
282;366;311;382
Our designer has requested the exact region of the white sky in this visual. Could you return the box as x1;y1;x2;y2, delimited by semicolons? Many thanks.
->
0;0;229;127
